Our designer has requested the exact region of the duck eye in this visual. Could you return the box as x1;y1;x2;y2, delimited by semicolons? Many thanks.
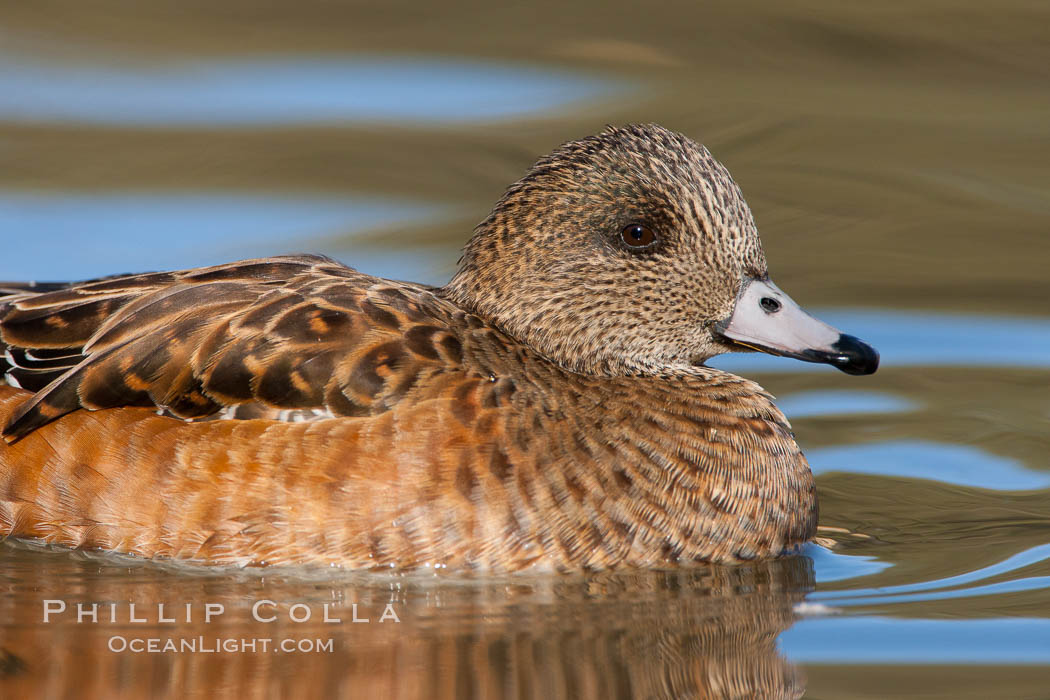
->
621;224;657;249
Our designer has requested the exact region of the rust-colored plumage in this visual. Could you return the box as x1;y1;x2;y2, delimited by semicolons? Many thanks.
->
0;124;853;571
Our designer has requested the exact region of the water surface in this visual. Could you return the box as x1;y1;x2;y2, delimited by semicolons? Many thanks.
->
1;1;1048;697
0;54;615;126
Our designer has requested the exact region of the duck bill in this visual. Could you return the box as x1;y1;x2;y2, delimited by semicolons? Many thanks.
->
715;278;879;375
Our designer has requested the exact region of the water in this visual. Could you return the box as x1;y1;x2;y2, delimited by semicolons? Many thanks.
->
1;1;1049;697
0;191;452;282
0;54;615;126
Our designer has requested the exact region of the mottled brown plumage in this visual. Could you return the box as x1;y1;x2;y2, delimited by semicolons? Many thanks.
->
0;124;876;570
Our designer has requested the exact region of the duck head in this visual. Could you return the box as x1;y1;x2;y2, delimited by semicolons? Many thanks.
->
443;123;878;377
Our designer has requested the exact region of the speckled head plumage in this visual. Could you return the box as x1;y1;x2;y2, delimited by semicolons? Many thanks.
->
444;123;770;375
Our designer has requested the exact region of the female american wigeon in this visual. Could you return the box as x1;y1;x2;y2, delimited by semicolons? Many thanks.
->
0;124;876;571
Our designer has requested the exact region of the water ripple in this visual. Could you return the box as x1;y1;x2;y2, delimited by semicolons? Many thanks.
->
776;390;917;418
780;617;1050;664
814;543;1050;606
806;544;892;583
0;192;451;283
0;54;617;126
807;440;1050;491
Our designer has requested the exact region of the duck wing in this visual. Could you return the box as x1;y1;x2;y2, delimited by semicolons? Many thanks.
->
0;254;464;442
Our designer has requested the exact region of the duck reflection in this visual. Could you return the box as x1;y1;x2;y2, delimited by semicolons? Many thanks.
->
0;545;812;699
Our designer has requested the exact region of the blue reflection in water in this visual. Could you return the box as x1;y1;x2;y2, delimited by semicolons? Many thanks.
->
780;617;1050;663
0;54;615;125
805;544;891;583
814;543;1050;606
807;440;1050;491
711;309;1050;371
776;390;917;418
0;192;451;283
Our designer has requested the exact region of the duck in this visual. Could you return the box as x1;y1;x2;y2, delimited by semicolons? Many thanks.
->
0;124;877;571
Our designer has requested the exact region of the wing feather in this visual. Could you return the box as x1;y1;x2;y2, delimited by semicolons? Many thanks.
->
0;255;464;442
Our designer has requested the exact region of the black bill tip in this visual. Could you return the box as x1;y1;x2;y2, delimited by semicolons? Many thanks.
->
828;334;879;375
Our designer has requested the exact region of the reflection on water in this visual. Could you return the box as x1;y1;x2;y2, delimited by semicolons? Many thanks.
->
808;440;1050;490
812;543;1050;607
775;390;917;418
801;544;890;583
0;543;811;700
0;54;617;126
781;617;1050;664
2;0;1050;696
0;192;453;283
